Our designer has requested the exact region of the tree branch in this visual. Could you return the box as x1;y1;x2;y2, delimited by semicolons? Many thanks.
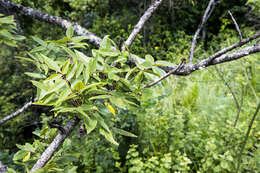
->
0;99;34;125
228;10;242;41
162;44;260;75
0;0;102;46
143;58;185;88
121;0;164;51
30;117;80;172
208;31;260;61
189;0;216;63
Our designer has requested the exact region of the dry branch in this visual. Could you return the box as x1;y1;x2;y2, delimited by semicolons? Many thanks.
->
0;0;102;46
228;10;243;41
208;31;260;61
189;0;216;63
143;58;185;88
30;118;80;172
122;0;164;51
0;100;33;125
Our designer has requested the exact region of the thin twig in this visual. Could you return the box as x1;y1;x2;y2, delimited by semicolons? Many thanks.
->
233;67;251;127
233;84;247;127
0;98;36;125
215;66;239;109
189;0;216;63
236;102;260;173
143;58;186;88
122;0;164;51
228;10;242;41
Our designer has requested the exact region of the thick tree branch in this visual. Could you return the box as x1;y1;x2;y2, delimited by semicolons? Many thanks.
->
0;99;34;125
228;10;242;41
30;118;80;172
0;0;102;46
122;0;164;51
208;31;260;61
162;44;260;75
189;0;216;63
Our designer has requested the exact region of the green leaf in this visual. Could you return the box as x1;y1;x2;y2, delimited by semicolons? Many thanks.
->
89;95;110;100
55;88;72;105
75;63;84;78
83;68;89;85
125;67;138;80
75;50;90;66
155;60;175;67
84;118;97;134
113;128;137;138
31;80;49;91
13;150;27;161
88;57;97;75
66;25;74;38
41;54;61;72
31;36;47;47
30;46;46;53
68;166;78;173
25;72;46;79
61;46;76;59
145;54;154;63
62;59;70;74
138;61;153;69
133;71;143;87
100;129;118;146
99;48;119;57
22;152;31;162
72;36;88;42
67;61;78;80
100;35;112;49
72;80;85;91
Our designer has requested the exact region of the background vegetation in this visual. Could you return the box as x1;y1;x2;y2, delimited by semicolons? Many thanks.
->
0;0;259;172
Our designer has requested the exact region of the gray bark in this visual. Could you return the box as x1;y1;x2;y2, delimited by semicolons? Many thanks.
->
30;118;80;172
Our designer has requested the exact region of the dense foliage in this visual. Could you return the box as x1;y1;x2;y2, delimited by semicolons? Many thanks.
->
0;0;259;172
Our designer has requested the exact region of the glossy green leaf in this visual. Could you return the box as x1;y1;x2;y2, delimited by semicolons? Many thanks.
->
41;54;61;72
75;63;84;78
113;128;137;138
72;80;85;91
85;118;97;134
89;95;110;100
25;72;46;79
67;61;78;80
22;152;31;162
62;59;70;74
31;36;47;47
72;36;88;42
100;35;111;49
13;150;27;161
31;80;49;91
99;48;119;57
100;129;118;146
